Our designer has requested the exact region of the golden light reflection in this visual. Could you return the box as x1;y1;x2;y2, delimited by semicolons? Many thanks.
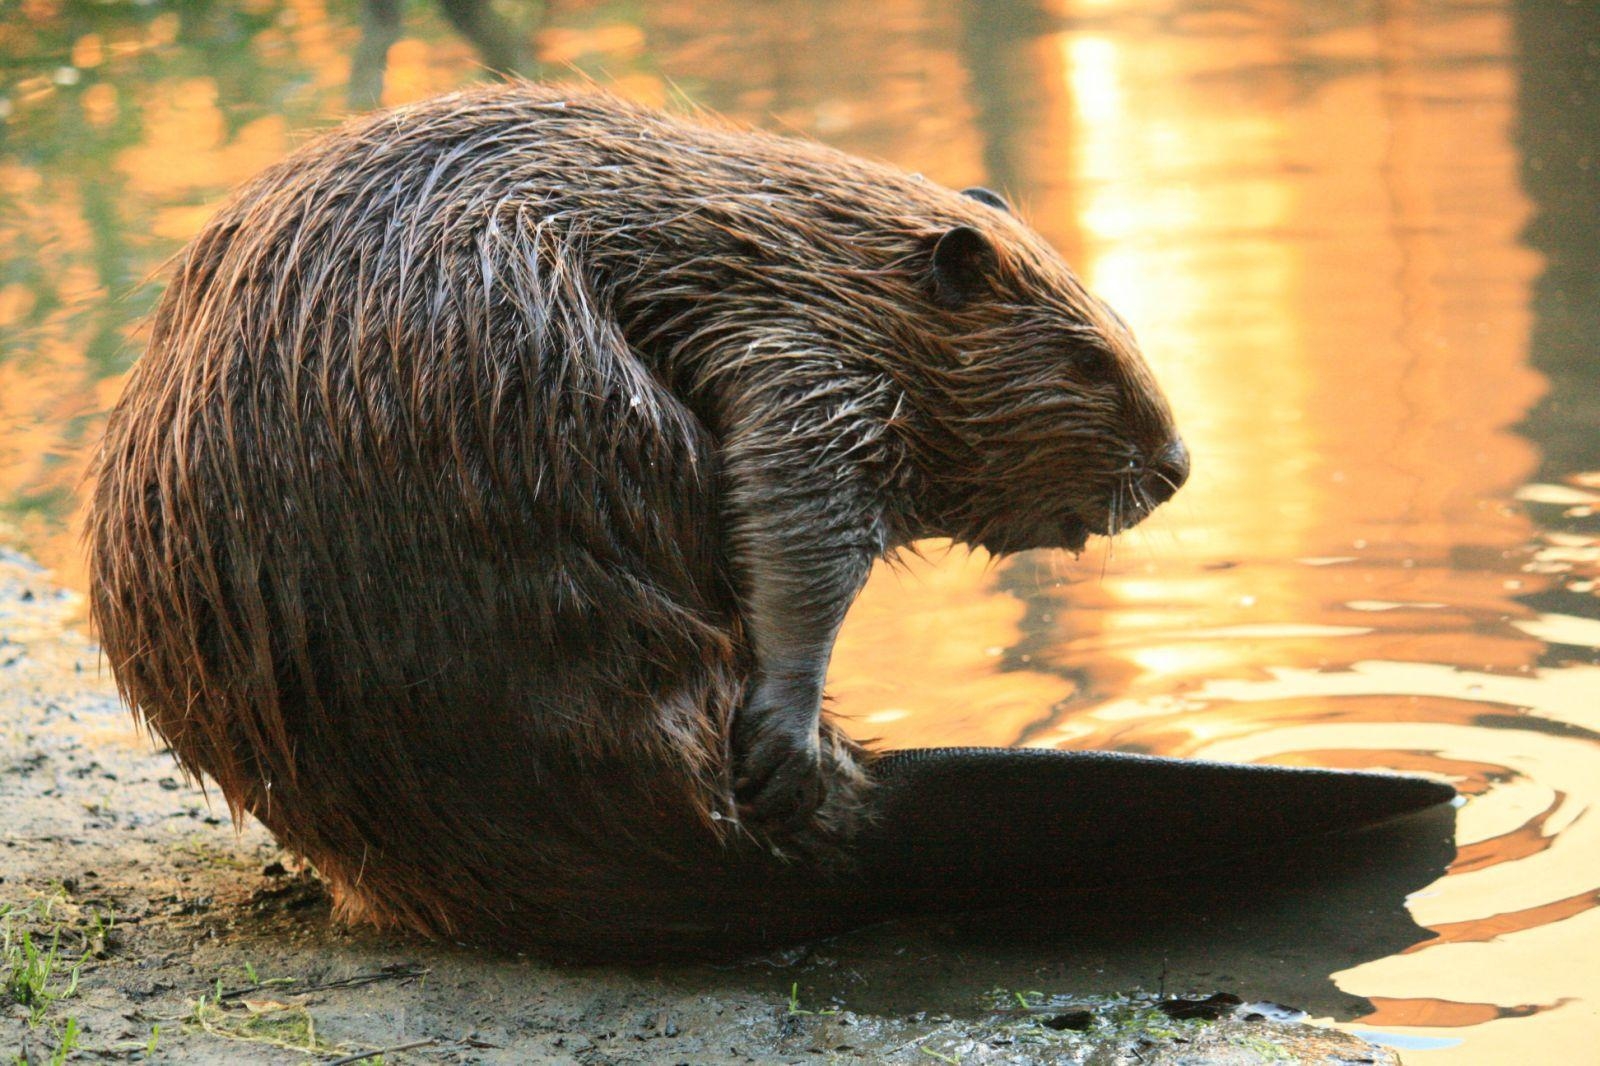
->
830;546;1076;749
1340;915;1600;1060
983;0;1556;768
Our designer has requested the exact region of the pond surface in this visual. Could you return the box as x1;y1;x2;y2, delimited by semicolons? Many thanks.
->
2;1;1596;1061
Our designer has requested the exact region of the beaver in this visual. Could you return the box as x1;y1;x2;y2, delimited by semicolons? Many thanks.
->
88;82;1199;958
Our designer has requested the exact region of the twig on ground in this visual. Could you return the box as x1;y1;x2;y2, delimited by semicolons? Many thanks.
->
324;1035;500;1064
219;965;430;1000
324;1036;441;1064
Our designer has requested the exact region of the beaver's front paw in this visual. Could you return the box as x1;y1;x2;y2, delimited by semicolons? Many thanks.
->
732;680;867;847
733;683;825;838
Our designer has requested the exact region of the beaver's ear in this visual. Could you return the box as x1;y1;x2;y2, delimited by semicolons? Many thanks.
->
930;225;998;307
961;187;1010;213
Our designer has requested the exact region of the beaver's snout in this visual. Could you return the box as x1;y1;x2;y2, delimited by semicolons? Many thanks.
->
1141;438;1190;507
1081;436;1189;541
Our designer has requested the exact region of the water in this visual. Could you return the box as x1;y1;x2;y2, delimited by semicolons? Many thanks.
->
2;1;1596;1061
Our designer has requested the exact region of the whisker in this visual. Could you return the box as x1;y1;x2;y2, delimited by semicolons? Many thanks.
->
1120;472;1138;535
1132;478;1156;523
1101;478;1121;580
1147;468;1180;496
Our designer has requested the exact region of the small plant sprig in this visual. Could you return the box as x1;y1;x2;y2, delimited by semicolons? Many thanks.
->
785;981;839;1017
47;1016;81;1066
2;899;84;1026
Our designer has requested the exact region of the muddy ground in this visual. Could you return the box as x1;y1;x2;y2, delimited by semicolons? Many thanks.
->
0;549;1402;1064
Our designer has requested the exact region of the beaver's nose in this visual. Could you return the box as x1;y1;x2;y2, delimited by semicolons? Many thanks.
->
1140;439;1190;506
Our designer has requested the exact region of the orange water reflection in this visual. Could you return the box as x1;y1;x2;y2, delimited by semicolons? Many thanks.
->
2;2;1597;1062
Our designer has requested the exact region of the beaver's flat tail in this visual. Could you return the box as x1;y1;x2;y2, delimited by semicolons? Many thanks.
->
850;747;1455;909
556;747;1456;961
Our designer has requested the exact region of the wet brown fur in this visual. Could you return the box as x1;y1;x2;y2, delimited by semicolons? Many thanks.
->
88;83;1179;958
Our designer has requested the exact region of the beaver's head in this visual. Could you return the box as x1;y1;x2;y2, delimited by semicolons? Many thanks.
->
906;187;1189;556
